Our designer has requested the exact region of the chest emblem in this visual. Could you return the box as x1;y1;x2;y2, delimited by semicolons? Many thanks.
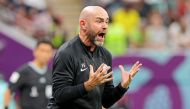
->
80;63;88;72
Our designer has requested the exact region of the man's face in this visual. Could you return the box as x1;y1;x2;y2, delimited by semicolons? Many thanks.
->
85;10;109;46
34;43;53;65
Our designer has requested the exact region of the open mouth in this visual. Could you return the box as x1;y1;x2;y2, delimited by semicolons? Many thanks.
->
98;33;105;38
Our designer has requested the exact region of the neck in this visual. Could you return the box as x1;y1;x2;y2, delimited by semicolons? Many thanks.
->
33;60;46;69
79;33;96;52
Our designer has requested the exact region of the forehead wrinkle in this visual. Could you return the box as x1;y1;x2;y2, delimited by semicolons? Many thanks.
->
95;17;109;21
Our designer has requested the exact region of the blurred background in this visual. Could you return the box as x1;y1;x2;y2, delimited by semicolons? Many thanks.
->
0;0;190;109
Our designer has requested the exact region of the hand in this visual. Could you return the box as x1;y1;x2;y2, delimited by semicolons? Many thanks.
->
84;64;113;91
119;61;142;88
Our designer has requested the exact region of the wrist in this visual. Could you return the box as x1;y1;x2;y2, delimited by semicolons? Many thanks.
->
121;82;129;89
117;83;129;93
84;81;94;91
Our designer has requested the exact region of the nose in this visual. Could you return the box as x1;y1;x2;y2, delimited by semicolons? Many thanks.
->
102;22;108;30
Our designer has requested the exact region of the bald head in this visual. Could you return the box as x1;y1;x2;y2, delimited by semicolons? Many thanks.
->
79;6;108;21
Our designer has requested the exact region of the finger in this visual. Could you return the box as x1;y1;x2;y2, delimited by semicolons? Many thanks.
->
131;61;140;70
103;71;113;79
134;63;142;72
97;65;110;78
104;65;111;72
131;61;139;69
119;65;125;73
137;63;142;69
101;64;108;74
96;63;105;74
133;62;142;70
89;65;94;77
131;68;140;77
101;65;111;75
99;70;112;82
101;76;113;84
103;64;108;71
103;77;113;83
130;63;142;77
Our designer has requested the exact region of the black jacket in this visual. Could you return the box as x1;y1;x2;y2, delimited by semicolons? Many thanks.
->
47;36;128;109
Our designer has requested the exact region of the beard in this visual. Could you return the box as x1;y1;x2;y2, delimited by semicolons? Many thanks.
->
87;31;104;46
94;38;103;46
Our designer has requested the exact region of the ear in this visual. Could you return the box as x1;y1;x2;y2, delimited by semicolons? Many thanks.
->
33;49;37;58
80;20;86;29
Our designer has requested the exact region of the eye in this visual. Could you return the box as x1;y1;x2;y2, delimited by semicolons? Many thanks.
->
96;20;102;23
105;19;109;24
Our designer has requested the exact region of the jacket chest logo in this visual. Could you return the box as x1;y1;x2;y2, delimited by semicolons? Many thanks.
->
80;63;88;72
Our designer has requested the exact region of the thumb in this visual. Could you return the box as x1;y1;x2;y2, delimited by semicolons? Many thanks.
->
119;65;126;78
119;65;125;73
89;65;94;77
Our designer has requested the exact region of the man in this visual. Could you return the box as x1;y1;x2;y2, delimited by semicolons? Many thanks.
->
48;6;142;109
1;74;16;109
4;40;54;109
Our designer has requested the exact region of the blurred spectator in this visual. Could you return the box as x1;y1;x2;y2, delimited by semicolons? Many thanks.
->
145;0;177;25
144;11;168;50
22;0;47;11
0;0;15;24
177;0;186;17
15;6;35;35
1;0;190;52
112;0;144;48
0;73;16;109
0;0;58;41
144;0;169;15
104;22;128;56
135;0;152;19
169;16;190;50
102;0;123;21
134;0;152;29
184;0;190;24
32;10;53;40
49;15;68;49
4;40;54;109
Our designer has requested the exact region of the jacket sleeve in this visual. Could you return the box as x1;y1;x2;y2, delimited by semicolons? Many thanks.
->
52;51;87;104
102;81;128;108
102;51;129;108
